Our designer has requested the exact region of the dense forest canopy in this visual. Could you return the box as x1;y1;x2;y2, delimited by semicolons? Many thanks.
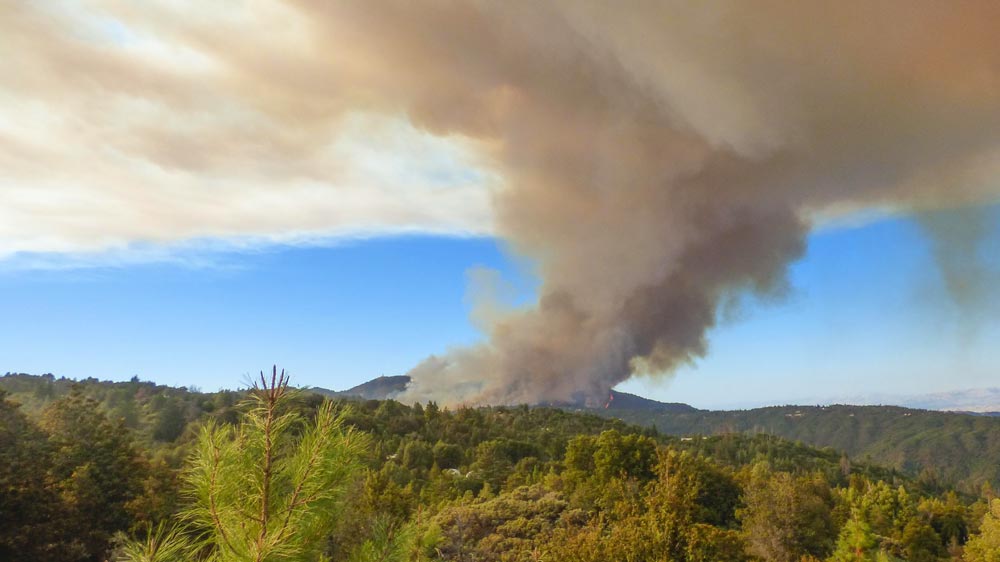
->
1;372;999;561
598;405;1000;495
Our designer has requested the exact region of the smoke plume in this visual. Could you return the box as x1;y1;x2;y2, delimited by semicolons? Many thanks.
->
917;206;1000;333
22;1;993;403
301;1;1000;405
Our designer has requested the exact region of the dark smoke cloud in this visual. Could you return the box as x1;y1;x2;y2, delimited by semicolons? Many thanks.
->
295;1;1000;405
29;1;994;403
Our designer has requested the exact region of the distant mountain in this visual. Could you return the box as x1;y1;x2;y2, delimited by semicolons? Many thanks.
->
318;375;699;413
898;387;1000;414
310;375;410;400
729;387;1000;414
314;374;1000;418
583;389;699;413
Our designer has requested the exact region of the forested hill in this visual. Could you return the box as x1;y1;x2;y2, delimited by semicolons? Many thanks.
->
310;374;699;413
4;371;1000;561
598;404;1000;493
310;374;412;400
4;371;1000;493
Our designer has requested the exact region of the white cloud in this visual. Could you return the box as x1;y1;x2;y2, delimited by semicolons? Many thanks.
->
0;3;497;264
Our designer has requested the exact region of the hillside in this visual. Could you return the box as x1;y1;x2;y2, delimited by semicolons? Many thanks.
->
600;404;1000;492
310;375;411;400
5;371;996;562
316;375;1000;491
317;374;699;413
7;371;997;493
598;389;701;412
0;368;989;562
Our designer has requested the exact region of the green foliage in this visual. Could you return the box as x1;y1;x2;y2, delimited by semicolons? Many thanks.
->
900;519;943;562
0;373;227;447
640;451;743;560
345;518;417;562
151;397;188;442
649;450;741;529
402;440;434;470
43;389;148;560
605;404;1000;492
0;390;66;559
4;373;994;561
119;369;368;562
684;524;748;562
426;485;570;561
738;464;836;562
964;499;1000;562
592;430;657;482
113;522;195;562
829;511;879;561
432;441;463;469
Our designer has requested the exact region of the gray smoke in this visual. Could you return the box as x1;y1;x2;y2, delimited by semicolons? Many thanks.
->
917;207;1000;335
301;1;1000;405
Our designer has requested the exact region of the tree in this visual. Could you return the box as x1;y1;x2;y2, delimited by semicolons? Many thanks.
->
151;396;187;442
899;519;942;562
685;524;749;562
119;368;370;562
42;388;147;561
738;465;836;562
402;439;434;471
829;511;878;561
0;390;67;560
432;441;464;470
425;484;570;561
592;430;656;482
650;450;741;528
965;499;1000;562
643;451;744;561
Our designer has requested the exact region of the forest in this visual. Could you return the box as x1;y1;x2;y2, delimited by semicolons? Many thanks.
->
2;371;1000;562
600;405;1000;495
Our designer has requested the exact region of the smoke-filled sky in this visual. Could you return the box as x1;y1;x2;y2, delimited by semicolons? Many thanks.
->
1;1;998;407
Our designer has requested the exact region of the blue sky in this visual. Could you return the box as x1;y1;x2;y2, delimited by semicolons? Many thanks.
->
2;209;997;409
622;208;1000;407
0;237;521;392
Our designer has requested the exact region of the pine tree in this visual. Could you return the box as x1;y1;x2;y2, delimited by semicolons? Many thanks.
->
829;510;878;562
118;368;371;562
